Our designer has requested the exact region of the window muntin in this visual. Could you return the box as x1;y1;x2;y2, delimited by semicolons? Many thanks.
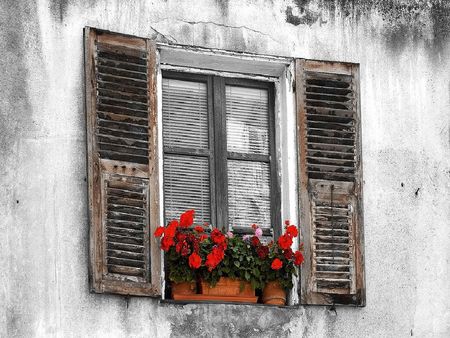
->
162;72;279;235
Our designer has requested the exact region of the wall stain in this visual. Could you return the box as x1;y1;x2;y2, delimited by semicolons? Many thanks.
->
0;0;45;334
284;0;450;51
49;0;69;21
168;304;298;338
215;0;230;18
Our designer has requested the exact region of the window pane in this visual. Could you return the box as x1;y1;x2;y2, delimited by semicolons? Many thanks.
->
226;86;269;155
228;160;271;230
162;78;209;149
164;154;211;224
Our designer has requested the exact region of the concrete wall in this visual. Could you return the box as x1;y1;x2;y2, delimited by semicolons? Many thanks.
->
1;0;449;337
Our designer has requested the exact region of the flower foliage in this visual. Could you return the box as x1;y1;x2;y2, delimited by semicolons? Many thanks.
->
154;210;304;290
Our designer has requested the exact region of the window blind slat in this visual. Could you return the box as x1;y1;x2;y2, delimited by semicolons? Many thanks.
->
228;160;271;230
164;154;211;224
162;79;209;150
226;86;269;155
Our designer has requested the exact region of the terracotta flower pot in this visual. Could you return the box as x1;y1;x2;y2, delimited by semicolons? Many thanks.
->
200;277;254;297
262;281;286;305
171;281;196;298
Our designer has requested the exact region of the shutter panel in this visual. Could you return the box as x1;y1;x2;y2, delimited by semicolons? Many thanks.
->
85;28;161;296
297;59;365;306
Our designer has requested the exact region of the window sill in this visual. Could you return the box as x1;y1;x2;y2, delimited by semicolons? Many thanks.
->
158;298;300;309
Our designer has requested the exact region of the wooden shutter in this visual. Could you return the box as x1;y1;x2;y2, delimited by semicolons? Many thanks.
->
296;59;365;306
85;28;161;296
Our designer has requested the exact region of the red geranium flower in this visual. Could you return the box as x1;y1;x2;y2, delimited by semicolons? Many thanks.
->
257;245;269;259
285;225;298;238
199;234;208;242
194;226;204;233
179;209;195;227
251;223;258;230
205;246;225;271
188;252;202;269
294;251;304;266
165;220;179;238
181;243;190;256
277;234;293;250
271;258;283;270
154;226;164;238
161;236;174;251
210;228;226;244
176;232;187;242
284;220;290;226
251;236;260;247
283;247;293;260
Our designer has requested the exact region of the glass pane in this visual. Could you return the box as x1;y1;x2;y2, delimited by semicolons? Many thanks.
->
228;160;271;230
162;78;208;149
164;154;210;224
226;86;269;155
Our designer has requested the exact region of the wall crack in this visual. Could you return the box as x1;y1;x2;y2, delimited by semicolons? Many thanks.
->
153;18;281;45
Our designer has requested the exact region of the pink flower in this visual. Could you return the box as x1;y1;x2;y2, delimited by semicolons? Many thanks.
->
226;231;234;238
243;235;251;241
255;227;263;238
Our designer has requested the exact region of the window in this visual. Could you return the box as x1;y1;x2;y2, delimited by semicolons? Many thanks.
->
84;27;365;306
162;72;279;239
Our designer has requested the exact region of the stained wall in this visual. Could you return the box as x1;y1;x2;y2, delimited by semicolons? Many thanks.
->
1;0;449;337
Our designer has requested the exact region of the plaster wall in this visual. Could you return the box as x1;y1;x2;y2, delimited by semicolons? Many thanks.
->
1;0;449;337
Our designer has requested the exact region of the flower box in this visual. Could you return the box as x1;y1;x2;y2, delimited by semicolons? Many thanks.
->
154;210;304;305
199;277;254;297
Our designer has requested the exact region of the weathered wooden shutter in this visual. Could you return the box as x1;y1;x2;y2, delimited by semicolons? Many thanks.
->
85;28;161;296
296;59;365;306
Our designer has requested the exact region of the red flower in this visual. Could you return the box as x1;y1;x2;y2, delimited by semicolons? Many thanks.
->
271;258;283;270
277;234;293;250
251;236;260;247
210;228;226;244
181;244;190;256
154;226;164;238
294;251;304;266
205;246;225;271
257;245;269;259
161;236;174;251
199;234;208;242
218;241;227;251
165;220;178;238
284;220;290;226
179;209;195;227
188;252;202;269
251;223;258;230
194;226;204;233
283;247;293;260
285;225;298;238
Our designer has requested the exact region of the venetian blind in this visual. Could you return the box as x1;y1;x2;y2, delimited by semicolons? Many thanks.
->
226;85;271;231
162;78;211;224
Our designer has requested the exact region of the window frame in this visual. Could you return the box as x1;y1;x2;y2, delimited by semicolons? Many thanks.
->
157;45;299;304
161;71;281;237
